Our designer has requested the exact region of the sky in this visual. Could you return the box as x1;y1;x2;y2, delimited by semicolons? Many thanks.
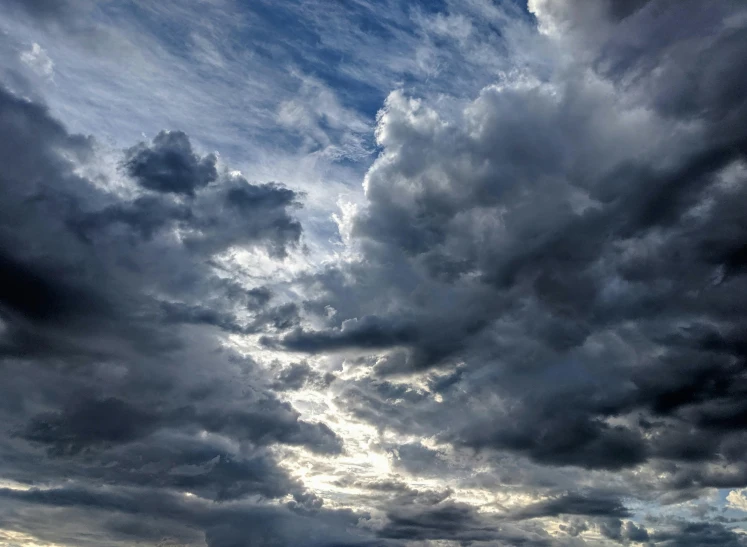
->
0;0;747;546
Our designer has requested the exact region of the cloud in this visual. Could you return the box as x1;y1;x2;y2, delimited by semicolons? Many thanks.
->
727;489;747;513
0;485;379;547
21;396;157;456
275;0;747;488
2;0;747;545
649;520;747;547
270;316;419;354
123;130;218;195
512;493;630;520
19;43;53;78
0;84;355;543
378;501;503;543
598;518;650;544
271;361;320;391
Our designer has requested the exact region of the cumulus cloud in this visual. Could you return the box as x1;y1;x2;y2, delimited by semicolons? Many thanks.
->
728;489;747;513
280;0;747;482
2;0;747;546
0;84;350;545
259;0;747;541
123;130;218;195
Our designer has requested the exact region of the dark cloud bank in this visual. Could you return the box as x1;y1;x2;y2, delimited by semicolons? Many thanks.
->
2;0;747;546
0;84;361;546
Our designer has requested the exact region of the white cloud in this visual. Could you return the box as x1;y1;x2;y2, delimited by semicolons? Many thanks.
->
728;489;747;512
20;42;53;77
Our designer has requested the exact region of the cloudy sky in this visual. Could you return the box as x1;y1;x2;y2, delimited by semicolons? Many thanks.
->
1;1;747;546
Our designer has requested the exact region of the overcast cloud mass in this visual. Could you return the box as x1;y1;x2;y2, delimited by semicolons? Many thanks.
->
1;0;747;545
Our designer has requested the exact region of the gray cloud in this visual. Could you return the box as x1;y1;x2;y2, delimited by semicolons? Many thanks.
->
255;5;747;527
0;84;357;544
379;501;506;543
3;0;747;545
124;130;218;195
512;493;630;520
20;396;157;456
0;484;380;547
649;520;747;547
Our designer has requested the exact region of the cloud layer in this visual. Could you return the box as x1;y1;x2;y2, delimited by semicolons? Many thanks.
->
1;0;747;546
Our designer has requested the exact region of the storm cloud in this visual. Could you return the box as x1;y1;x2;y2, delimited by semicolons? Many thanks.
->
0;81;344;545
2;0;747;546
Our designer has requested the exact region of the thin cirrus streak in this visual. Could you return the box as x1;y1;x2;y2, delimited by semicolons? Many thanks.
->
0;0;747;546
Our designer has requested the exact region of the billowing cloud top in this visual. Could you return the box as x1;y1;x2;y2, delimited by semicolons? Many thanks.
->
1;1;747;546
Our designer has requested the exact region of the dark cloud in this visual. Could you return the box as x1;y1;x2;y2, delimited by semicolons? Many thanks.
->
0;84;359;545
123;130;218;195
0;250;105;325
377;500;560;545
0;85;303;353
272;361;314;391
225;182;299;212
378;501;496;542
21;396;157;456
215;6;747;544
0;485;379;547
444;382;648;469
513;493;630;520
182;399;343;455
3;0;747;545
649;520;747;547
70;195;191;241
273;0;747;488
270;316;418;353
599;518;650;544
184;176;303;258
